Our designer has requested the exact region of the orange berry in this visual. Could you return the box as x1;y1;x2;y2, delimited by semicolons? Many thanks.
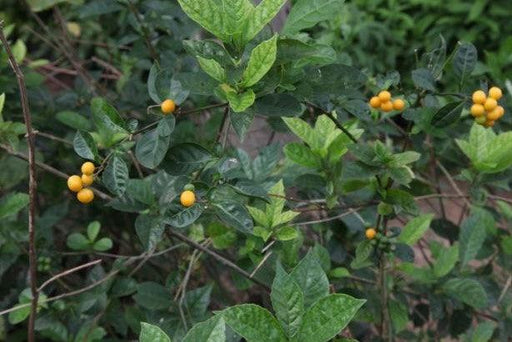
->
484;119;495;128
380;101;393;112
392;99;405;111
67;175;83;192
487;106;504;121
180;190;196;207
369;96;381;108
77;188;94;204
81;162;95;175
484;98;498;111
489;86;503;100
470;104;485;117
378;90;392;102
81;174;94;186
160;99;176;114
365;228;377;240
472;90;486;104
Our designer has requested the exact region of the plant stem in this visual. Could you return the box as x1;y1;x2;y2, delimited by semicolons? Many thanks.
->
0;21;38;342
324;111;358;143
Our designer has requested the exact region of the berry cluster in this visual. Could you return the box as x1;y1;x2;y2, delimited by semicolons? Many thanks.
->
67;162;95;204
369;90;406;112
471;87;505;127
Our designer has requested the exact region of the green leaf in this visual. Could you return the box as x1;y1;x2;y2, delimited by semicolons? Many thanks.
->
283;0;344;35
183;316;225;342
0;192;29;219
290;251;329;307
431;101;464;127
247;94;304;117
459;207;494;267
241;35;278;87
351;240;373;269
0;93;5;121
275;226;299;241
220;304;287;342
27;0;80;12
226;89;256;112
139;322;171;342
296;294;365;342
271;263;304;338
135;118;174;169
282;117;320;150
197;57;226;82
8;289;47;325
398;214;434;245
273;210;300;227
127;179;155;206
66;233;90;251
87;221;101;241
164;204;204;228
453;42;477;80
214;201;254;233
93;238;113;252
135;214;165;250
411;68;436;91
389;151;421;167
230;111;254;139
433;243;459;278
56;111;92;131
276;39;337;68
471;321;496;342
73;131;98;161
102;155;129;196
284;143;322;168
91;97;126;134
11;39;26;63
134;282;172;310
247;206;269;227
177;0;228;42
244;0;287;43
183;39;233;66
442;278;487;309
389;300;408;333
165;143;213;175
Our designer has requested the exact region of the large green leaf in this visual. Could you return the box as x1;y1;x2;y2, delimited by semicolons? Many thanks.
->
177;0;229;41
453;42;477;80
290;251;329;308
214;201;254;233
244;0;287;43
459;207;494;267
271;263;304;338
134;282;172;310
183;316;225;342
220;304;287;342
247;94;304;117
139;322;171;342
282;117;321;150
0;192;29;219
102;155;129;196
296;294;365;342
164;143;213;175
135;214;165;250
411;68;436;91
431;101;464;127
135;117;174;169
433;243;459;278
276;39;337;67
283;0;344;35
284;142;322;168
398;214;434;245
164;204;204;228
91;97;126;134
442;278;487;309
73;131;98;161
241;35;278;87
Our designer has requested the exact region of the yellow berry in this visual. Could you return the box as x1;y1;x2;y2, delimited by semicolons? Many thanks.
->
81;174;94;186
369;96;381;108
470;104;485;117
489;86;503;100
380;101;393;112
81;162;95;175
180;190;196;207
77;188;94;204
472;90;486;104
365;228;377;240
392;99;405;111
378;90;391;102
487;106;504;121
484;119;495;128
161;99;176;114
484;98;498;111
67;175;83;192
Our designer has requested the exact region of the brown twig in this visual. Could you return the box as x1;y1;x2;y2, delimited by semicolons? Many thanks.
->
37;259;102;292
0;21;39;342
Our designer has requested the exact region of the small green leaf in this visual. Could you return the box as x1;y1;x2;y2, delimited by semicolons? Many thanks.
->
164;143;213;175
284;143;322;168
102;155;129;196
283;0;344;35
431;101;464;127
91;97;126;134
398;214;434;245
66;233;90;251
0;192;29;219
411;68;436;91
296;294;365;342
275;226;299;241
227;89;256;112
459;207;494;267
183;316;225;342
135;118;173;169
73;131;98;161
177;0;228;42
433;243;459;278
214;201;254;233
56;111;92;131
87;221;101;241
471;321;496;342
442;278;487;309
139;322;171;342
197;57;226;82
351;240;373;269
241;35;278;87
11;39;27;63
453;42;477;80
164;204;204;228
244;0;287;43
135;214;165;251
220;304;287;342
93;238;113;252
134;282;172;310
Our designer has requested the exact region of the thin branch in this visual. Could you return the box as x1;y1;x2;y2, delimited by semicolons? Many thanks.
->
168;230;271;291
436;160;471;207
0;22;39;341
324;111;358;143
38;259;102;292
295;207;365;225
